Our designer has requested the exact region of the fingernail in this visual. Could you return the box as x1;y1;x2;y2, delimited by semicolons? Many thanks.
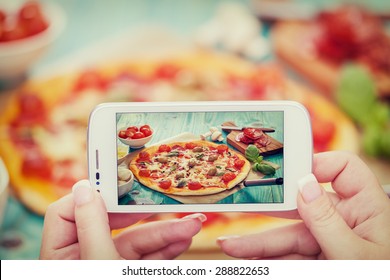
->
298;173;322;203
216;235;240;245
181;213;207;223
72;179;94;206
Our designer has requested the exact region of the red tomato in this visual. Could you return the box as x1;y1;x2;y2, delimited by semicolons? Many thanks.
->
188;181;202;190
1;23;26;42
124;130;135;138
140;127;152;137
138;151;150;159
127;126;138;132
140;125;151;130
131;132;145;139
21;149;52;179
139;169;151;177
0;10;5;23
222;173;236;183
73;70;106;92
234;159;245;169
118;130;127;139
15;94;46;125
18;1;49;36
158;144;171;153
184;142;197;149
312;118;336;152
159;180;171;189
154;64;181;80
217;144;229;154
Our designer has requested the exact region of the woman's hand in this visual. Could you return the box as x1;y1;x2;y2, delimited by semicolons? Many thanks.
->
217;151;390;259
40;180;206;259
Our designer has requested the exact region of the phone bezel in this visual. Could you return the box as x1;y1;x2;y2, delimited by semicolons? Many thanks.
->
88;101;312;212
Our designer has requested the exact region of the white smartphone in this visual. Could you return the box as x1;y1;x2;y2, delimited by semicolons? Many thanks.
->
87;101;312;212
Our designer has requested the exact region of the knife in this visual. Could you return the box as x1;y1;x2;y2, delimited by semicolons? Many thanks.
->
220;125;275;133
244;177;284;187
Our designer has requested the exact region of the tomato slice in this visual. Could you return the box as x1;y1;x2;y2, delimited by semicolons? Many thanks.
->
21;149;53;179
73;70;107;92
217;144;229;154
138;151;150;160
222;173;236;183
159;180;172;189
14;94;47;125
188;181;202;190
234;159;245;169
158;144;171;153
139;169;151;177
184;142;197;150
154;64;181;80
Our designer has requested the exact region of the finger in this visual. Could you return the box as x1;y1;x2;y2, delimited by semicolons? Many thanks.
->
142;240;192;260
108;213;153;230
217;222;320;259
73;180;120;259
40;194;77;259
313;151;382;198
297;174;363;259
114;213;206;259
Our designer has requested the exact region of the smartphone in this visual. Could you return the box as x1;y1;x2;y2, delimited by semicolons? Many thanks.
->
88;101;312;212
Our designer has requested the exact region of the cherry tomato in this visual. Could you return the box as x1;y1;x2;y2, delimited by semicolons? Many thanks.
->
159;180;172;189
127;126;138;132
222;173;236;183
184;142;197;150
234;159;245;169
73;70;106;92
217;144;229;154
140;125;150;130
132;132;145;139
139;169;151;177
18;2;49;35
140;127;152;137
158;144;171;153
118;130;127;139
188;181;202;190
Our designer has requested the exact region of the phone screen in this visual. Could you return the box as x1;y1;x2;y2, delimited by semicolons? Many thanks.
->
116;111;284;206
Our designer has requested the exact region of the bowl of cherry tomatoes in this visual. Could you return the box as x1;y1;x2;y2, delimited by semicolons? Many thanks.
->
0;1;65;87
118;124;153;148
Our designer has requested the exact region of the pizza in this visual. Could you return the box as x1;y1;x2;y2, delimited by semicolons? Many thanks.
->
272;5;390;97
129;141;251;196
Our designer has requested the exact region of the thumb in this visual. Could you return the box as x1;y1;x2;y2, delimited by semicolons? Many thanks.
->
72;180;120;259
297;174;360;259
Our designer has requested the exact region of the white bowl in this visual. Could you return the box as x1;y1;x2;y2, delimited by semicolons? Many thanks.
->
0;2;66;84
0;158;9;227
118;171;134;198
118;128;154;149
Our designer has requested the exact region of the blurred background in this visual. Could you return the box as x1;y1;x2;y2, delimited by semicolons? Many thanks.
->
0;0;389;259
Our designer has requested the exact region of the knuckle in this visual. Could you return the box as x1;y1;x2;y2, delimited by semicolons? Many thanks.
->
309;197;340;228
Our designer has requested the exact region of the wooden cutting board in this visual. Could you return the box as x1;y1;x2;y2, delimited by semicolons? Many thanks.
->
222;121;283;156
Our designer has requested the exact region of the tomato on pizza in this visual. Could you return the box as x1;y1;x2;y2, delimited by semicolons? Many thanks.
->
129;141;251;196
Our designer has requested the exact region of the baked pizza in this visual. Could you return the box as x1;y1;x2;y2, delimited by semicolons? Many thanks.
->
129;141;251;196
0;49;359;250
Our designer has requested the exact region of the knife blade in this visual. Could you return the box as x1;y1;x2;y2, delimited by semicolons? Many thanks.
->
220;125;275;133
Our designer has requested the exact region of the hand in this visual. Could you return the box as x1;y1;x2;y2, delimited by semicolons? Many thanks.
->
40;180;206;259
217;151;390;259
